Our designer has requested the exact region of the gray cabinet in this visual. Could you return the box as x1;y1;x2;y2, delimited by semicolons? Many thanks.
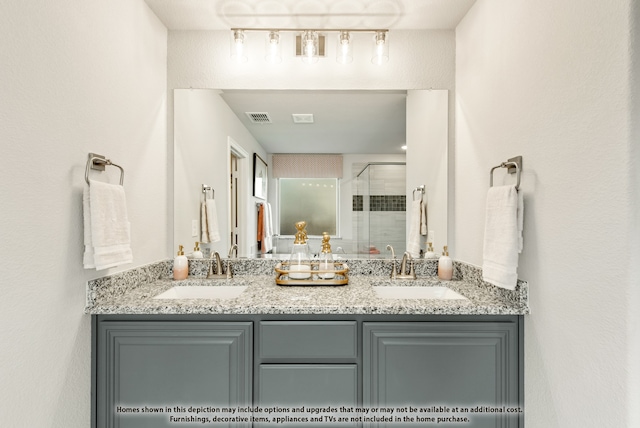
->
93;316;522;428
256;321;359;427
363;322;520;428
96;321;252;428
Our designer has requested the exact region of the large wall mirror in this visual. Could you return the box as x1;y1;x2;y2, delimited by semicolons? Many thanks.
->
174;89;448;258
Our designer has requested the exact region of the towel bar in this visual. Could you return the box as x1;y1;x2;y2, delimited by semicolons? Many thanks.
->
85;153;124;185
490;156;522;190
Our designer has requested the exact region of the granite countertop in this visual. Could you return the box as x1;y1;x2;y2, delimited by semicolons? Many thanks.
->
86;259;529;315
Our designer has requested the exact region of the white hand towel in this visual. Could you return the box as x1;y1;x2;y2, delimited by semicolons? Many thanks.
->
407;199;422;258
83;180;132;270
205;199;220;242
482;185;523;290
262;202;273;254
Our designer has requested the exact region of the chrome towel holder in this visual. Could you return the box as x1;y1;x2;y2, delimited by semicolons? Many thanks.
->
412;185;425;201
202;184;214;200
85;153;124;185
490;156;522;190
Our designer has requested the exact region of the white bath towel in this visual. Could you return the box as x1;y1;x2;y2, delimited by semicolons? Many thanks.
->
200;199;220;243
482;185;524;290
261;202;274;254
83;180;132;270
407;199;422;258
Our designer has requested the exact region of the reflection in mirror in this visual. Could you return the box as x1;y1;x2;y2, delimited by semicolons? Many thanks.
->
173;89;447;259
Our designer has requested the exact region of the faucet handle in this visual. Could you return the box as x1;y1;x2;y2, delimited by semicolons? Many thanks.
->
386;245;397;279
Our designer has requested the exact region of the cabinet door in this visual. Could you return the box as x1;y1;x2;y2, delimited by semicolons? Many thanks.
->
258;364;358;427
97;321;252;428
363;322;519;428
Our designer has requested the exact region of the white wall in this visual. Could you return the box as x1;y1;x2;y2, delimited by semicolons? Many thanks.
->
174;89;267;257
406;90;449;253
0;0;167;426
455;0;638;426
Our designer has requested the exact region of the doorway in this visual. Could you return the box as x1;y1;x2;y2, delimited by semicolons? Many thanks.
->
230;153;239;249
227;136;249;257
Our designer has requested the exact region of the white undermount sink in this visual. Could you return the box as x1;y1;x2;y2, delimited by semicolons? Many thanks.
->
153;286;247;300
373;286;468;300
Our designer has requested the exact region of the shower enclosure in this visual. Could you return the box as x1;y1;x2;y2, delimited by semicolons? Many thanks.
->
354;162;406;257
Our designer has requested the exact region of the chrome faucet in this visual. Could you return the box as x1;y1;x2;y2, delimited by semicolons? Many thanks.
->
386;245;397;280
398;252;417;280
207;251;226;279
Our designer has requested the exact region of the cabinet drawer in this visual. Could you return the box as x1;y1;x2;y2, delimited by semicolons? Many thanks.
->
259;321;357;360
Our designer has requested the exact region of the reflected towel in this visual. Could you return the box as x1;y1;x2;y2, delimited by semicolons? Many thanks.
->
407;199;422;258
482;185;523;290
83;180;132;270
202;199;220;243
420;200;428;236
262;203;273;254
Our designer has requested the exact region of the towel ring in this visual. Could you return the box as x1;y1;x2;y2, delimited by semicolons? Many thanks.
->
85;153;124;186
490;161;520;190
202;184;214;200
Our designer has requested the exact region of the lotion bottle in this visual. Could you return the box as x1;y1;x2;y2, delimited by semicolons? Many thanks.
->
437;245;453;280
173;245;189;280
191;241;203;259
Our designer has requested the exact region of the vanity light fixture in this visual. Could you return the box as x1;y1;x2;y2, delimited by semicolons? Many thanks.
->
401;145;407;150
229;28;389;65
372;31;389;65
265;31;282;64
230;29;248;63
336;31;353;64
301;30;319;64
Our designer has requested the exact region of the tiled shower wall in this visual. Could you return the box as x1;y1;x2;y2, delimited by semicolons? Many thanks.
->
353;163;406;255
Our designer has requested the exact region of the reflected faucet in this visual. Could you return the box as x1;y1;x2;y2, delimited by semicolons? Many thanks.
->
226;244;238;279
228;244;238;259
386;245;397;280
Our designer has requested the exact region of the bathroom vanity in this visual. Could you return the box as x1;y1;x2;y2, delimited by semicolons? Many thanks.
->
88;259;528;428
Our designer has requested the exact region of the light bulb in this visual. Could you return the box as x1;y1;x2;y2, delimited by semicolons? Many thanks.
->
371;31;389;65
265;31;282;64
336;31;353;64
230;30;248;63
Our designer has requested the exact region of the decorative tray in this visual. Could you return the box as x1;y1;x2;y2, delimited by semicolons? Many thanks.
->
274;261;349;286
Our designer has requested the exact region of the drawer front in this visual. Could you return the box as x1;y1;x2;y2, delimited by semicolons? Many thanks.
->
259;321;357;360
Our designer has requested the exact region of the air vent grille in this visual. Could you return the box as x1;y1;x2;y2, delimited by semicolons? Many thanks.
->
292;113;314;124
246;112;272;124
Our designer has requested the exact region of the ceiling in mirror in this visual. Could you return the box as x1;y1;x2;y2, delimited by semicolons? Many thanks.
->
144;0;477;31
219;89;406;153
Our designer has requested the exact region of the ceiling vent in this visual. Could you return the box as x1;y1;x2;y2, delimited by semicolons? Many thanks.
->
292;113;314;124
245;112;272;124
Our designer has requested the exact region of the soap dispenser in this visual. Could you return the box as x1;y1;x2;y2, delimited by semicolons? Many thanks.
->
425;242;436;259
191;241;203;259
173;245;189;280
437;245;453;280
318;232;335;279
288;221;311;280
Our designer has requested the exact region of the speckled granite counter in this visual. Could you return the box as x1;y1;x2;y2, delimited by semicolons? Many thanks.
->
86;259;529;315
